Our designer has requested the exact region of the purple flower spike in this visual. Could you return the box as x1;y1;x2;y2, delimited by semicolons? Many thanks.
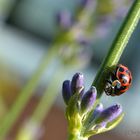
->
95;104;122;124
71;73;84;94
81;86;97;113
56;10;73;30
62;80;72;105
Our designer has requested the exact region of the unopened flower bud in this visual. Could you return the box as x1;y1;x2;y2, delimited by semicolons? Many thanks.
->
93;103;104;119
81;86;97;113
56;10;73;30
80;0;96;9
71;73;84;94
95;104;122;124
62;80;72;105
80;0;91;7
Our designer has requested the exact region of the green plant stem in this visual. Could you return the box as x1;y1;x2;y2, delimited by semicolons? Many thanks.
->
31;67;65;123
15;66;66;140
92;0;140;98
0;46;59;139
68;134;88;140
0;24;75;138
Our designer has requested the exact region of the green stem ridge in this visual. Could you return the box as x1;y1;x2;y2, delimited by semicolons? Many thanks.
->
92;0;140;98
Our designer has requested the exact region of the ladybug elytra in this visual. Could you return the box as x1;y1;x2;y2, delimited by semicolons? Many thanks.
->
104;64;132;96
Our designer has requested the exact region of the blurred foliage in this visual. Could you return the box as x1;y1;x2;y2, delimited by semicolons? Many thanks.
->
0;0;138;139
97;0;114;15
0;63;21;107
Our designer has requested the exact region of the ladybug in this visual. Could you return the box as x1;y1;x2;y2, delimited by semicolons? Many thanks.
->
104;64;132;96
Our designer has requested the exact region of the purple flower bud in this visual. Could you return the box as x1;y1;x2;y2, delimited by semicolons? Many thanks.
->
88;103;103;123
56;10;73;30
62;80;72;105
80;0;96;8
93;103;104;119
95;104;122;124
71;73;84;94
80;0;91;6
81;86;97;113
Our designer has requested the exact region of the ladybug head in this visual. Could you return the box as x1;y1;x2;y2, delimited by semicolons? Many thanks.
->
105;80;121;96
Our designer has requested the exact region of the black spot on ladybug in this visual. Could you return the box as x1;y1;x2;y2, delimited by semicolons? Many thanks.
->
125;70;130;74
121;86;127;90
119;74;124;79
119;67;124;72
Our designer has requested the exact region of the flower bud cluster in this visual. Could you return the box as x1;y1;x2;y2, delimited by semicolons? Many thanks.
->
62;73;124;138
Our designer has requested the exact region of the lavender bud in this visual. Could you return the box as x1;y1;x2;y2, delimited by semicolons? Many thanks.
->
62;80;72;105
95;104;122;124
56;10;73;30
81;86;97;113
93;103;104;119
88;103;103;124
71;73;84;94
80;0;91;6
80;0;96;9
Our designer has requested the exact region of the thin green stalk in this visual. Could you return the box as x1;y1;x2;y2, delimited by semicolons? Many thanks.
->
31;67;65;123
92;0;140;98
68;134;88;140
15;67;66;140
0;20;78;137
0;46;59;139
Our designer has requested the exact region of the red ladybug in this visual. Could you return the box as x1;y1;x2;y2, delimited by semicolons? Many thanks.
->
105;64;132;96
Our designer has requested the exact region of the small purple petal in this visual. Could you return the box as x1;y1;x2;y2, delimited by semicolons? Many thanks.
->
80;0;96;8
62;80;72;105
81;86;97;113
71;73;84;94
88;103;103;123
80;0;91;7
56;10;73;30
95;104;122;124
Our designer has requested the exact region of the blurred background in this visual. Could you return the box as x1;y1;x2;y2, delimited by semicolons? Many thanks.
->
0;0;140;140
